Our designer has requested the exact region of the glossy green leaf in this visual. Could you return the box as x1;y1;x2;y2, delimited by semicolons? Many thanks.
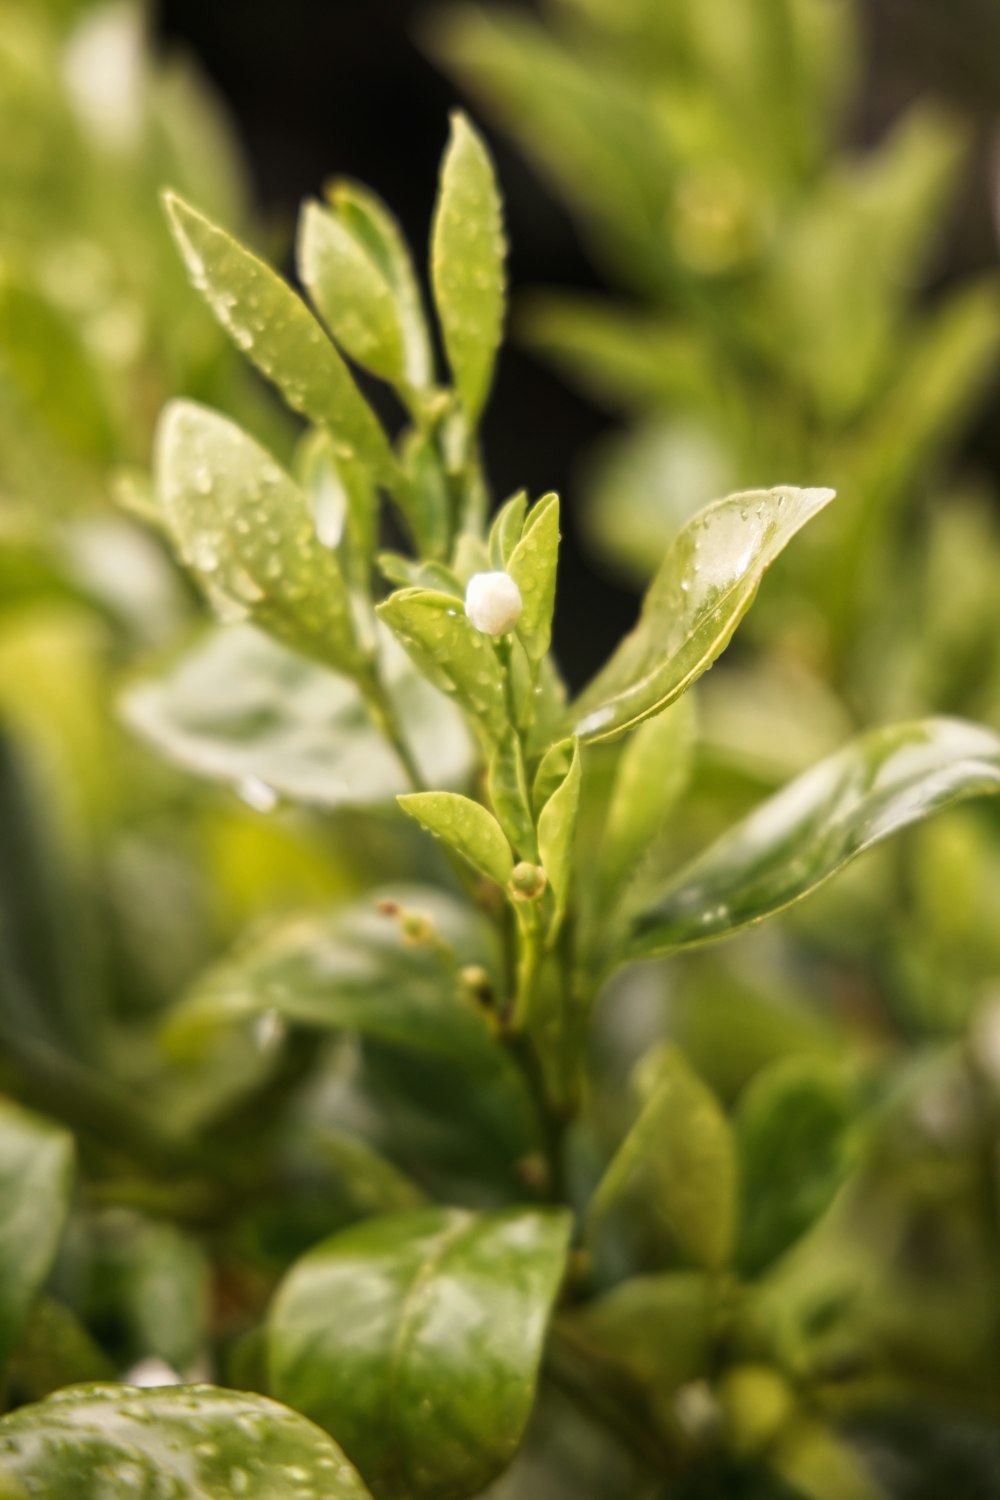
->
589;1045;736;1271
328;178;434;391
489;729;537;859
597;693;696;907
570;487;836;742
156;401;369;674
269;1206;572;1500
536;737;581;935
431;112;506;426
298;200;410;389
0;1384;373;1500
398;792;514;886
163;192;393;478
376;588;507;737
532;737;575;815
488;491;528;569
0;1100;74;1372
630;718;1000;958
736;1057;856;1275
508;492;560;661
123;625;472;810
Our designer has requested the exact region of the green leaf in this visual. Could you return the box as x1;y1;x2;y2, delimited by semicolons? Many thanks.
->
398;792;514;886
123;625;472;810
532;737;575;815
489;729;537;859
0;1099;74;1372
269;1206;571;1500
589;1045;736;1271
737;1058;856;1275
597;693;696;908
770;1418;887;1500
558;1272;713;1399
536;738;581;935
630;718;1000;958
156;401;369;674
0;1384;373;1500
431;112;506;427
376;588;507;738
569;487;836;742
162;191;393;478
508;492;560;661
298;200;411;389
328;177;434;391
488;490;528;569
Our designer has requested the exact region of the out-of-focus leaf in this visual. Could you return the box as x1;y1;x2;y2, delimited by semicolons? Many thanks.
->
589;1045;735;1271
163;191;393;477
327;178;433;390
156;401;369;674
630;718;1000;957
0;1384;373;1499
489;729;537;859
508;492;559;662
536;738;581;935
376;587;507;737
569;487;835;742
557;1271;713;1400
770;1417;886;1500
269;1206;571;1500
5;1298;114;1403
123;625;472;810
430;112;506;426
96;1213;210;1374
0;1098;74;1370
398;792;514;886
736;1057;856;1274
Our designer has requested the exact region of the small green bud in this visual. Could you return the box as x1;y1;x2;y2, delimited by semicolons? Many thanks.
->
509;861;547;901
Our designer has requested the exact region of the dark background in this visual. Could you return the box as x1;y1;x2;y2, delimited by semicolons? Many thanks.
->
155;0;1000;688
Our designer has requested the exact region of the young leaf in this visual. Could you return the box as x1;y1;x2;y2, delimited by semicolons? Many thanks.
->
533;737;575;815
630;718;1000;958
737;1057;857;1275
376;587;507;737
589;1045;736;1271
508;491;560;661
398;792;514;886
0;1385;374;1500
489;729;537;858
431;112;506;427
156;401;369;674
330;177;434;391
488;490;528;568
0;1100;74;1370
770;1418;887;1500
298;199;410;389
123;625;472;810
269;1206;571;1500
570;486;836;742
162;191;394;478
536;737;581;935
558;1272;713;1398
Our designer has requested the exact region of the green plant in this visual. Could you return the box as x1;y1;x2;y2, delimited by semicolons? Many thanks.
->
5;109;1000;1500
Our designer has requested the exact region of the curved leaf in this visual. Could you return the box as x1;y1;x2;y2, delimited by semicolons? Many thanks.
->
431;113;506;426
398;792;514;886
536;738;581;935
123;625;472;810
631;718;1000;958
508;492;560;662
570;486;835;742
0;1384;373;1499
0;1100;74;1371
269;1206;571;1500
376;588;507;738
163;192;393;478
156;401;369;674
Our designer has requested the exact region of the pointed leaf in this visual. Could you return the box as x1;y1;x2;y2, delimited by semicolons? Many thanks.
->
589;1045;736;1271
163;192;393;478
431;113;506;426
536;738;581;935
0;1384;373;1499
488;490;528;569
631;718;1000;958
156;401;369;674
532;737;575;815
376;588;507;737
123;625;472;810
570;487;836;742
398;792;514;886
298;200;410;388
0;1100;74;1371
489;730;537;859
508;492;560;661
269;1206;571;1500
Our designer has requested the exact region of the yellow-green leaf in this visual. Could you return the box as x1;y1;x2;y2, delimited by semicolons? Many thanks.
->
398;791;514;885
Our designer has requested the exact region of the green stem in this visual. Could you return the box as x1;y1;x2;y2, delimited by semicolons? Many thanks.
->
362;667;427;792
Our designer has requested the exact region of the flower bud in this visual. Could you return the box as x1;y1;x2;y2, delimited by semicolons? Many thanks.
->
509;861;547;901
464;570;523;636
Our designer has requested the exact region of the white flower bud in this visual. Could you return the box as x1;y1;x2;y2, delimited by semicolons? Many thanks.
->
464;571;522;636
